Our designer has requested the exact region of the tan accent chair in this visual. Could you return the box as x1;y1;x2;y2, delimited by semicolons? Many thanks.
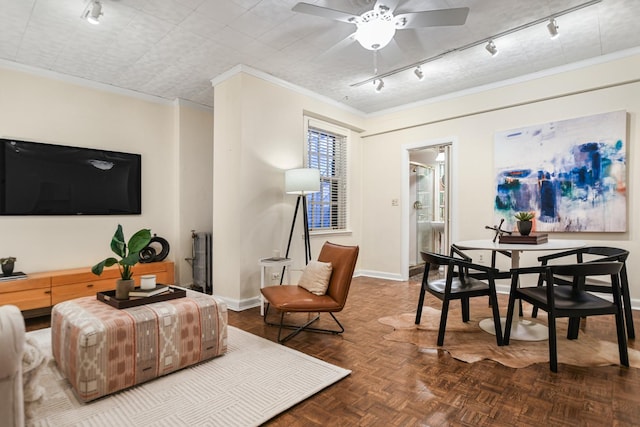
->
261;242;359;343
0;305;26;427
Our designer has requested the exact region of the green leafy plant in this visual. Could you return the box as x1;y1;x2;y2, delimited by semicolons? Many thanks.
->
92;225;151;280
1;257;16;265
514;211;535;221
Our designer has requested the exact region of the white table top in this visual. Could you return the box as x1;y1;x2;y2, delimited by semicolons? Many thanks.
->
454;239;586;252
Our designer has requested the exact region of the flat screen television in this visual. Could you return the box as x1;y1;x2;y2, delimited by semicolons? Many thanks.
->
0;138;141;215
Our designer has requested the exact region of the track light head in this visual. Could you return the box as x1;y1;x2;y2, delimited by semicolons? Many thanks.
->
374;79;384;92
414;66;424;81
84;1;103;25
547;18;559;39
485;40;498;57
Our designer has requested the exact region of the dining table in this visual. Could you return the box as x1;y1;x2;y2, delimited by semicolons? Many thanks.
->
454;238;586;341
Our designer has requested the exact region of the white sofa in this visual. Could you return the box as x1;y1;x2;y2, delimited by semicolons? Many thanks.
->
0;305;25;427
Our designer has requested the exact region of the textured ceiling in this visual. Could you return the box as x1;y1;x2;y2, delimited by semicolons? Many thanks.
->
1;0;639;114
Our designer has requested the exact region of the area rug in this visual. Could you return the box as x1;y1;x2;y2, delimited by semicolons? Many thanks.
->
379;306;640;369
25;326;350;426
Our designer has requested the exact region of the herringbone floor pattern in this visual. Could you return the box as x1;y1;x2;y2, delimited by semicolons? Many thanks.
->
232;276;640;427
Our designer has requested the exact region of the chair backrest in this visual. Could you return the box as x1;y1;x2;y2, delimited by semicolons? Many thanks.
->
581;246;629;263
421;251;453;267
550;261;623;283
317;242;359;309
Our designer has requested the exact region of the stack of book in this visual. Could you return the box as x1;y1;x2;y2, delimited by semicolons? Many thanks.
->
499;233;549;244
0;272;27;282
129;285;171;298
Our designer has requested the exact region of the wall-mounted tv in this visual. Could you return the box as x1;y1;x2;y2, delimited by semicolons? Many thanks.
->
0;138;141;215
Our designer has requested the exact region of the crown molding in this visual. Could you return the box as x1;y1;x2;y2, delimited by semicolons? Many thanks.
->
211;64;365;118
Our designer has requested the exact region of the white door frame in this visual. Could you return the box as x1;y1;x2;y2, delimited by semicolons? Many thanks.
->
400;137;459;281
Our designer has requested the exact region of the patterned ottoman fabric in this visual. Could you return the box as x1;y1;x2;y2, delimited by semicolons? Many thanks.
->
51;289;227;402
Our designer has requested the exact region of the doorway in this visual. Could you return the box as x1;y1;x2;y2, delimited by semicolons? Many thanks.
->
402;141;453;280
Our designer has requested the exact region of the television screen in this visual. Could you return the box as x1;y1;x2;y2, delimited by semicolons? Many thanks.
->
0;138;141;215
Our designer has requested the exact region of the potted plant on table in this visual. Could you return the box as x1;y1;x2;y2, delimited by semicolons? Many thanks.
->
514;211;535;236
92;224;151;299
1;257;16;276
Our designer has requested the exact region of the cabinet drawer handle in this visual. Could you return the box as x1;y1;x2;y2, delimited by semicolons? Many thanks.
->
44;290;51;294
87;284;94;288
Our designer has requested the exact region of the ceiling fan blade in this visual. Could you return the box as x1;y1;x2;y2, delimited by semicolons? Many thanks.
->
292;2;358;24
317;32;358;60
395;7;469;29
374;0;401;13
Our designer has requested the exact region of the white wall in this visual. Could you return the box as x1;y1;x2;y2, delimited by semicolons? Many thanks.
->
212;70;365;310
359;52;640;301
176;100;214;285
0;66;212;280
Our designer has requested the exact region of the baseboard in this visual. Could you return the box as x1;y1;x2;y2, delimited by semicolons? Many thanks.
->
217;295;260;312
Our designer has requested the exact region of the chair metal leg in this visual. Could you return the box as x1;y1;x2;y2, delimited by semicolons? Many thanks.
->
263;303;345;343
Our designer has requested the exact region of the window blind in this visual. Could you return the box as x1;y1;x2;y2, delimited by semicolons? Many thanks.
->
306;123;348;231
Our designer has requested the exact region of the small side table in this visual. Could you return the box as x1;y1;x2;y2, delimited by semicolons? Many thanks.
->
258;257;292;316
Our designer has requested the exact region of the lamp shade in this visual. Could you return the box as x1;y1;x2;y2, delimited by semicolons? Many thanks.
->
285;168;320;195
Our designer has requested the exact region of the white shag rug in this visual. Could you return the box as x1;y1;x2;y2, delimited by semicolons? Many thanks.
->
25;326;350;426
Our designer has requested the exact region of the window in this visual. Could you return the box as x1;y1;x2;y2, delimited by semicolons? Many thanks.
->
305;120;348;232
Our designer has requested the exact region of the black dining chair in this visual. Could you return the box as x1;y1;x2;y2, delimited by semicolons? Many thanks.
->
533;247;634;339
504;262;629;372
415;251;503;346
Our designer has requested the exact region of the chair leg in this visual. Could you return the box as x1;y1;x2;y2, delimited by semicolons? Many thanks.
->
461;297;470;322
567;317;580;340
415;287;426;324
548;314;558;373
489;292;503;346
503;291;517;345
437;299;450;346
615;309;630;367
621;275;635;339
264;307;345;343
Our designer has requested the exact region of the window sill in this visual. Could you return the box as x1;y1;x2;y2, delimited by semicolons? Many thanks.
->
310;229;352;237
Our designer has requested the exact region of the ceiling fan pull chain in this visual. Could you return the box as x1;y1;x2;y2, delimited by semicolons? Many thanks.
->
373;49;378;75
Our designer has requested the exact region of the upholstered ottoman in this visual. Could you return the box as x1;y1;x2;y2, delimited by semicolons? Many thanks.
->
51;289;227;402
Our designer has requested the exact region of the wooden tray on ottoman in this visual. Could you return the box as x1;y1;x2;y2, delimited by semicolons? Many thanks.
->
97;286;186;309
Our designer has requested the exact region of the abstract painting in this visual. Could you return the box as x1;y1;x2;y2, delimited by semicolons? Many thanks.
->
494;110;627;232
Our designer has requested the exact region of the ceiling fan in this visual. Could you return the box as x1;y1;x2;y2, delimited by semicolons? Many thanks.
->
292;1;470;52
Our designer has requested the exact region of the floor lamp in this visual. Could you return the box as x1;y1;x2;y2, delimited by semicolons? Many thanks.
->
283;168;320;272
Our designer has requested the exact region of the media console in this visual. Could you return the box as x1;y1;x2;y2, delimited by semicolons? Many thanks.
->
0;261;174;318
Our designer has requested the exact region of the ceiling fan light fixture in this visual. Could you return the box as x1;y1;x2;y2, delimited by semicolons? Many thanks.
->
547;18;559;39
374;79;384;92
485;40;498;57
83;1;103;25
414;66;424;81
355;8;396;50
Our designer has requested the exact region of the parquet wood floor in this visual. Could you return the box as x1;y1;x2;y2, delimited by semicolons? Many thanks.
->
26;276;640;426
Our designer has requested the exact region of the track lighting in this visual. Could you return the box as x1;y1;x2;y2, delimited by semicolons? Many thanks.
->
547;18;559;39
414;66;424;81
485;40;498;57
83;1;103;25
374;79;384;92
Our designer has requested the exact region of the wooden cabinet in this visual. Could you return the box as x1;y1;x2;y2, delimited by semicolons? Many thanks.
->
0;261;175;317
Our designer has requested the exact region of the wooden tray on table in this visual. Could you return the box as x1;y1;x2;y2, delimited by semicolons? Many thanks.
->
97;285;186;309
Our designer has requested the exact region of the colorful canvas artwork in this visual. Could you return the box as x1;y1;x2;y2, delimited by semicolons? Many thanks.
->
494;110;627;232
